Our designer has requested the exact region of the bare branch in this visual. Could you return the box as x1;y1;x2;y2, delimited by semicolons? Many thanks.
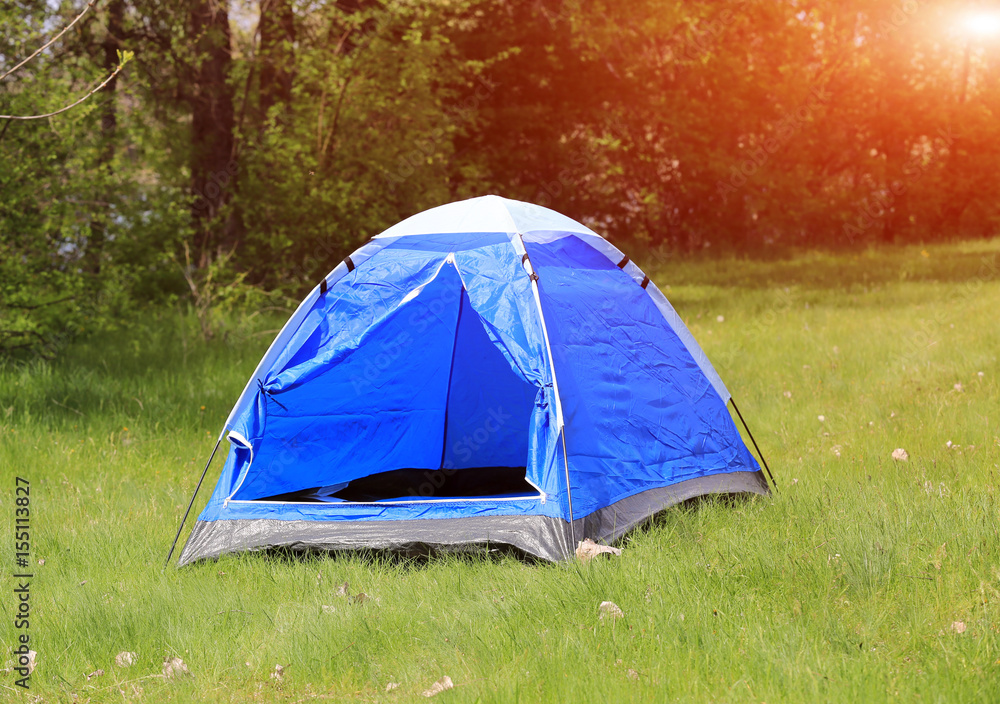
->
0;1;100;83
0;57;131;121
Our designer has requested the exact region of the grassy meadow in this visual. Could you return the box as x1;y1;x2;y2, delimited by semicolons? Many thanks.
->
2;239;999;702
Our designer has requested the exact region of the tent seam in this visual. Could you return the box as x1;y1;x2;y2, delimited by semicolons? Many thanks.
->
511;232;575;540
438;265;466;469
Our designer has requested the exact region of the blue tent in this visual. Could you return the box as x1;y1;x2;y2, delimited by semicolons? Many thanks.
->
177;196;771;565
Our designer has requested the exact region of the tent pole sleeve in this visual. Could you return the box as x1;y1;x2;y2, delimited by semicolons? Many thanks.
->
730;398;777;492
164;435;223;568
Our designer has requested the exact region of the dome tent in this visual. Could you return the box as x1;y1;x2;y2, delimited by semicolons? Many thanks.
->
172;195;773;566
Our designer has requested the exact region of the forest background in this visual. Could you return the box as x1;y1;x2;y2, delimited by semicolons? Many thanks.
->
2;0;998;356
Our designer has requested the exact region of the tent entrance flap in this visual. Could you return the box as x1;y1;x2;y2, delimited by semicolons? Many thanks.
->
236;258;540;503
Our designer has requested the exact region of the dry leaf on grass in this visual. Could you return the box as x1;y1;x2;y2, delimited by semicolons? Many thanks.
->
24;650;37;675
599;601;624;619
933;543;947;570
162;657;190;679
115;651;136;668
575;538;621;562
891;448;909;461
86;669;104;681
422;675;454;697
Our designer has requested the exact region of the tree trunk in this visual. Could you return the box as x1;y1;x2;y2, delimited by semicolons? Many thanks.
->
259;0;295;122
189;0;237;266
87;0;124;276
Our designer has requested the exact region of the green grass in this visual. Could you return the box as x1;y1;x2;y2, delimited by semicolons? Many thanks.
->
2;239;999;702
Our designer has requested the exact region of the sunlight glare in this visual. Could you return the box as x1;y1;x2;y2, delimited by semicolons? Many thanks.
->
961;10;1000;38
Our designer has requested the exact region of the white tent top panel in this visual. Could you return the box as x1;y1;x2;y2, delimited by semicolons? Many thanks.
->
374;195;601;239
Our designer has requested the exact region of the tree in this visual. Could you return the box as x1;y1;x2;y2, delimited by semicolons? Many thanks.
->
233;0;485;290
0;1;189;358
188;0;237;265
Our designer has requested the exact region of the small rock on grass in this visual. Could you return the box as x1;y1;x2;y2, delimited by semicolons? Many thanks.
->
575;538;621;562
422;676;454;697
162;657;190;679
599;601;624;619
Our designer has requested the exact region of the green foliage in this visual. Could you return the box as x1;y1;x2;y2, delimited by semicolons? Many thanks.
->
0;3;189;358
233;0;485;290
3;0;999;360
447;0;1000;249
1;240;998;702
176;242;293;341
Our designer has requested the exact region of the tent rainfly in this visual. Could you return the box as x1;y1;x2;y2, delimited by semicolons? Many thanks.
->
173;195;773;566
